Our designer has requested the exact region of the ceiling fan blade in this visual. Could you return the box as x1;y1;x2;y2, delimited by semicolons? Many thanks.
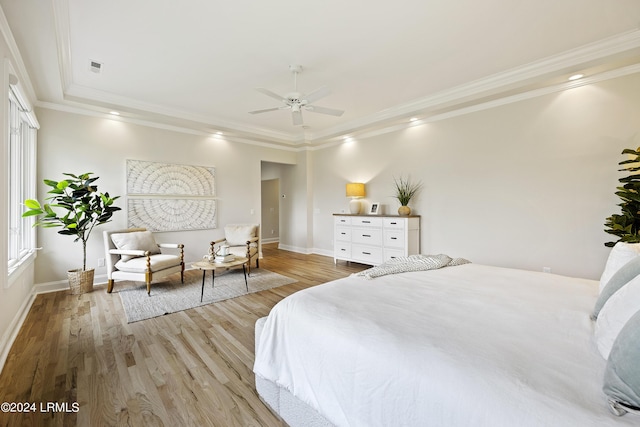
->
292;110;303;126
303;86;331;104
305;105;344;117
249;107;283;115
255;87;287;102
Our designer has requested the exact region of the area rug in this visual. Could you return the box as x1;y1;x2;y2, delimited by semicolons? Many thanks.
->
118;269;296;323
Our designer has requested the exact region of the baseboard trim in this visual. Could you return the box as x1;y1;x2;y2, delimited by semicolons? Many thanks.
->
0;292;36;374
276;244;313;254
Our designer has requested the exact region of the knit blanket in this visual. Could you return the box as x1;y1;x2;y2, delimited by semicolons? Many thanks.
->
354;254;470;279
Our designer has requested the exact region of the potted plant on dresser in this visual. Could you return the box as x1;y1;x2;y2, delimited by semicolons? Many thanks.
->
22;172;121;294
393;175;422;216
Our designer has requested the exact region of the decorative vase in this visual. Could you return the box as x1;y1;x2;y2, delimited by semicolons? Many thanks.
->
68;268;95;294
398;205;411;216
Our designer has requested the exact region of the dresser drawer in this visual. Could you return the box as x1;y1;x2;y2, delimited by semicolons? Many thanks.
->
352;217;382;227
384;229;405;248
335;226;352;242
335;242;351;259
383;218;406;229
334;216;352;226
352;228;382;245
384;248;405;261
352;244;383;264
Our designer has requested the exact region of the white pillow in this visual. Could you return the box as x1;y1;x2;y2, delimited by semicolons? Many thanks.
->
599;242;640;293
224;225;257;246
595;274;640;359
111;230;161;262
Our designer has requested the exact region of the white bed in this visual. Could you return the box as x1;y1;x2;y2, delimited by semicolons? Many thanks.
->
253;263;639;426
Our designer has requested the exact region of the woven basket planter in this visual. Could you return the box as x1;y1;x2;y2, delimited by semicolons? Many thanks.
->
67;268;95;294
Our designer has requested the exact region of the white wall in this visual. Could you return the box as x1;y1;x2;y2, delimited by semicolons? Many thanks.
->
311;73;640;279
33;108;297;284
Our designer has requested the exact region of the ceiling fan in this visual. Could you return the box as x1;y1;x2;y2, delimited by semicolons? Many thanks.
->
249;65;344;126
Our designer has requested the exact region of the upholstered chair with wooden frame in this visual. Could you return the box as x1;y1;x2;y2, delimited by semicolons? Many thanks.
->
210;224;260;275
104;228;184;295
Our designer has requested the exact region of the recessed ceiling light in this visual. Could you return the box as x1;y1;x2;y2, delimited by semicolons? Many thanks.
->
109;111;120;116
409;117;419;122
568;74;584;81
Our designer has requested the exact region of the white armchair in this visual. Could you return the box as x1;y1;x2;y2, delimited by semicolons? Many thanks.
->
210;224;260;274
104;228;184;295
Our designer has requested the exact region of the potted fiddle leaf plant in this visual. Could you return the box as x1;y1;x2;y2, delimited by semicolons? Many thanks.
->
393;175;422;216
605;147;640;247
22;172;121;294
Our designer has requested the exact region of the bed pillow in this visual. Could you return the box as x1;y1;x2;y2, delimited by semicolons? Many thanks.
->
595;275;640;359
592;256;640;320
111;230;161;262
603;308;640;413
599;242;640;294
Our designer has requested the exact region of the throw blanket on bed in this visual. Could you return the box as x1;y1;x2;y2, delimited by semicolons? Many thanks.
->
353;254;470;279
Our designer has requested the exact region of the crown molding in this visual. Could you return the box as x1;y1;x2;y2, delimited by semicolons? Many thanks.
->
63;82;304;145
311;62;640;150
35;100;302;152
307;29;640;142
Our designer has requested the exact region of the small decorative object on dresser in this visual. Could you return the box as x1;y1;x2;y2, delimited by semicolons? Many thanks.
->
393;175;422;216
369;202;381;215
333;214;420;265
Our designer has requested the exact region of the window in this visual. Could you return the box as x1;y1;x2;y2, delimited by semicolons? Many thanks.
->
7;80;37;276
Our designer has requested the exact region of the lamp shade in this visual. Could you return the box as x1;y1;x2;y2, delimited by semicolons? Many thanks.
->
346;183;365;198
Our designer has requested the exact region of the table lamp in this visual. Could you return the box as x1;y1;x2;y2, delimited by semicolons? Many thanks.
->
346;183;366;214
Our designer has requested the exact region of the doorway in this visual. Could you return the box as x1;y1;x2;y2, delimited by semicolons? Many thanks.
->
261;178;280;243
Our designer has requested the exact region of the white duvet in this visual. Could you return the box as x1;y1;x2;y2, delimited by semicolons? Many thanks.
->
253;264;638;427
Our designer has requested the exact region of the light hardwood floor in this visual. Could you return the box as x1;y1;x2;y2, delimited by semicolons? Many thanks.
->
0;243;367;427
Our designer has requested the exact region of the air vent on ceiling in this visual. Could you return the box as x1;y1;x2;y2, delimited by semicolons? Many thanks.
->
89;60;103;74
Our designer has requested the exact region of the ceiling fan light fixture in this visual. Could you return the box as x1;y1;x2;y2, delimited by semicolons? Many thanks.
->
249;65;344;126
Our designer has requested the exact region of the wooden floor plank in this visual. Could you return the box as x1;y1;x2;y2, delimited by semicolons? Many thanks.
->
0;243;367;426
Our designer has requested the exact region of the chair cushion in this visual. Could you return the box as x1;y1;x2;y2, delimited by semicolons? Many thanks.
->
224;225;257;246
111;230;161;262
228;245;258;259
115;254;181;273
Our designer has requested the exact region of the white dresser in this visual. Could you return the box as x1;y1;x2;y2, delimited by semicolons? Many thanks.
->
333;214;420;266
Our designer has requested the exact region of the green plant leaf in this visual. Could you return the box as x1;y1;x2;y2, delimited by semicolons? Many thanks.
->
22;209;43;217
24;199;41;209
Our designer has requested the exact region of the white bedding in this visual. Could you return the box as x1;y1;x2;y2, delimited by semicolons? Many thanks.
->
253;264;639;426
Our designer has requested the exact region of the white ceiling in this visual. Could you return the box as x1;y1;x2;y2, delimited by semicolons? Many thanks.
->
3;0;640;147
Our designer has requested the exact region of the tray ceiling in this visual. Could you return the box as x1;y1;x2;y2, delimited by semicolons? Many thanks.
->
2;0;640;147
